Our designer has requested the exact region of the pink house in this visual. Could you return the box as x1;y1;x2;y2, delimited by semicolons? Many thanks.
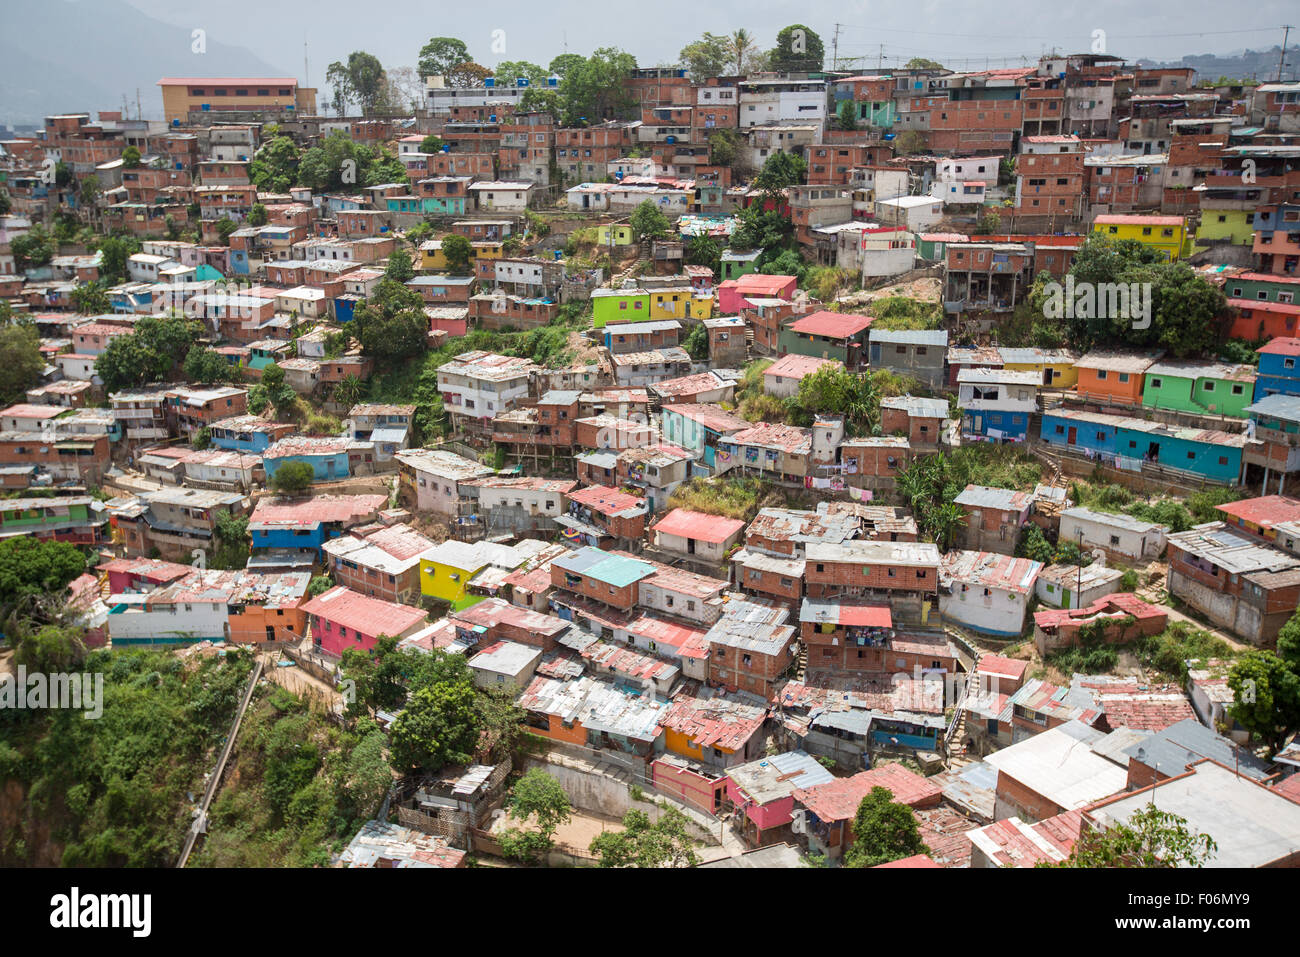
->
717;273;798;314
724;750;835;846
301;585;428;658
98;557;194;595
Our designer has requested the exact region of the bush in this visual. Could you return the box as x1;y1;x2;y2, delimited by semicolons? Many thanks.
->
269;461;316;494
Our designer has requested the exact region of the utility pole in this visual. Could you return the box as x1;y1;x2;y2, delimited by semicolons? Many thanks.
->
304;37;310;89
1277;25;1293;82
832;23;841;72
878;44;884;72
136;88;142;121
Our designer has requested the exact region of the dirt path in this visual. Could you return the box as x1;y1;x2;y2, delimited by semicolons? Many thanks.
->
257;651;343;708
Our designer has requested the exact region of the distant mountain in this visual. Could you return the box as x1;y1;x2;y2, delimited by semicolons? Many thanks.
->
1137;46;1295;84
0;0;291;126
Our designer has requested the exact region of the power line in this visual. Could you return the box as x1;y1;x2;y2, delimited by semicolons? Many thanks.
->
832;23;1286;42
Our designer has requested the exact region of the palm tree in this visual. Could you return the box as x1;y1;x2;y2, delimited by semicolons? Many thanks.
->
730;29;757;75
333;374;364;409
928;502;966;552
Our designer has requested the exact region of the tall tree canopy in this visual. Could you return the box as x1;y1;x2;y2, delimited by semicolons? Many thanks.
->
770;25;825;72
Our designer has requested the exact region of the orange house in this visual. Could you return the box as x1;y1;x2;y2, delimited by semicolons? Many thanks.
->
224;571;311;644
1073;350;1163;406
1226;298;1300;342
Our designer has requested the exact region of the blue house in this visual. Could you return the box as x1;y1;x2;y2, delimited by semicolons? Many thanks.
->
1040;408;1122;457
1254;337;1300;401
956;369;1039;442
263;436;355;483
209;415;292;454
248;493;389;558
1040;407;1245;485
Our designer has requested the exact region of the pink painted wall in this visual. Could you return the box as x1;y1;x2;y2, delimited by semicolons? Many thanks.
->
726;779;795;831
652;759;722;814
312;615;379;658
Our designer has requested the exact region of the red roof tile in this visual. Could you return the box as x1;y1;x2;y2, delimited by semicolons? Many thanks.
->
652;508;745;545
787;310;874;339
794;764;941;822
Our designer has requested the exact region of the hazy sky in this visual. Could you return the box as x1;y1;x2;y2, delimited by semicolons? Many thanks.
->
123;0;1296;83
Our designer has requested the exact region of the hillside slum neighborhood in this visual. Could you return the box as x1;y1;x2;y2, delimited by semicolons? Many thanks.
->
2;37;1300;871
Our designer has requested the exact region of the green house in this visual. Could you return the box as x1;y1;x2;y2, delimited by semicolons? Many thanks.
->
1193;208;1255;251
1222;273;1300;303
1141;360;1257;418
720;249;761;281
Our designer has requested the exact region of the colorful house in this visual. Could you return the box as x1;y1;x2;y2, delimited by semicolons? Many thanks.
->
302;585;428;658
957;368;1039;441
1073;350;1163;406
419;539;534;608
1040;407;1247;485
724;750;834;847
779;311;874;367
1141;360;1256;418
1226;299;1300;342
1221;271;1300;304
719;249;761;281
717;273;798;313
590;286;714;327
1092;214;1187;261
596;223;634;246
248;494;388;558
263;436;356;483
998;347;1080;389
1254;338;1300;400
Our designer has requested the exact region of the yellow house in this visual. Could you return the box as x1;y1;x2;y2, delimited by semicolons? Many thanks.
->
597;224;635;246
418;239;503;271
644;285;714;321
1092;214;1187;261
419;539;527;606
1000;348;1080;389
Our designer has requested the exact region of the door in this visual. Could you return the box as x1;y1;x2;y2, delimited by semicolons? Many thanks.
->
1043;368;1053;386
1067;426;1077;445
266;625;275;642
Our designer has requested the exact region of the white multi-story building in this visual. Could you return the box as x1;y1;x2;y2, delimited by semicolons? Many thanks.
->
738;79;827;135
435;350;538;430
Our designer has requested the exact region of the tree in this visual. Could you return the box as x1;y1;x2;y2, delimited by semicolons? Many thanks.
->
121;146;141;168
1229;650;1300;758
14;624;88;674
506;768;572;838
183;346;235;384
552;48;639;126
893;129;928;155
679;33;733;81
754;151;807;194
728;29;759;75
95;235;138;284
441;234;473;274
215;216;239;246
364;149;407;187
590;807;699;868
0;191;10;215
332;374;364;409
905;58;945;70
630;200;671;242
79;175;101;209
0;537;87;616
837;99;859;131
326;51;386;113
843;786;930;867
387;681;480;773
10;226;57;269
419;134;444;154
682;324;709;361
69;281;109;316
191;426;212;451
350;279;429;365
708;128;744;174
385;248;415;283
0;324;45;405
418;37;472;81
246;203;268;227
548;53;585;81
269;461;316;495
248;136;301;194
381;66;424;112
94;316;198;392
770;25;825;72
1052;805;1216;867
493;61;550;87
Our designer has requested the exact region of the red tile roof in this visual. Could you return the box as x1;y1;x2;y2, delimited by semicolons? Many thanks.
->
1094;214;1184;226
566;484;644;516
1256;337;1300;357
734;273;797;296
873;853;939;868
976;654;1030;681
652;508;745;545
794;764;941;822
301;585;426;636
787;310;874;339
1216;495;1300;530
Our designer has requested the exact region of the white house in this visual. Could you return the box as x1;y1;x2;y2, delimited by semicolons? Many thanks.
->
1034;562;1125;610
939;551;1043;638
468;181;533;212
435;350;537;429
874;195;943;232
738;79;827;135
1059;507;1167;563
